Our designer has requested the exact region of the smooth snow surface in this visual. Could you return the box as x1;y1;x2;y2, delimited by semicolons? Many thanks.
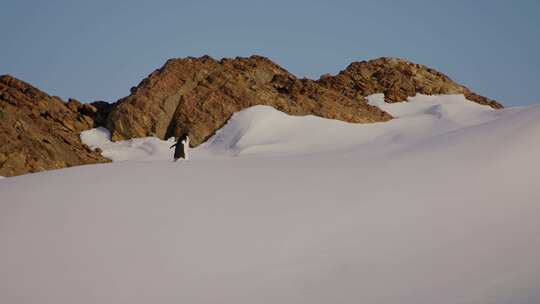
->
1;94;540;304
80;127;177;161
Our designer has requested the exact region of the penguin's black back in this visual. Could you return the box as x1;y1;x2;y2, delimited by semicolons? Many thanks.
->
173;133;188;160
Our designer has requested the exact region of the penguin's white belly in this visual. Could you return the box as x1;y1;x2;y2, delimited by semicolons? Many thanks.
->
181;137;190;160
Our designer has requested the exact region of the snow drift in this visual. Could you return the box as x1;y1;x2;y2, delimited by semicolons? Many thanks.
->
1;94;539;304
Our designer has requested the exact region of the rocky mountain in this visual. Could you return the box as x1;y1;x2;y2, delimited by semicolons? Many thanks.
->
317;57;503;109
0;55;502;176
0;75;109;177
106;56;502;146
106;55;392;146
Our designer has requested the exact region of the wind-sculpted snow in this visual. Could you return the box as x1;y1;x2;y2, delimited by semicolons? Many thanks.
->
81;127;177;162
1;95;539;304
81;94;505;160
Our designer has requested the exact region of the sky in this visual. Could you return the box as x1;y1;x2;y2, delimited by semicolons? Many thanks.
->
1;0;539;107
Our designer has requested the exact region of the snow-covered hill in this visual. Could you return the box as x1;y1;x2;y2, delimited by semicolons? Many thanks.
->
1;95;539;304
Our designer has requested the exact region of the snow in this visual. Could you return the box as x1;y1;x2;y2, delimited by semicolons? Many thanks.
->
80;94;507;160
1;94;539;304
80;127;177;161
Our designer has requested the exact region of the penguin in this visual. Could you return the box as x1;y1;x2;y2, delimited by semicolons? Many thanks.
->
170;133;190;161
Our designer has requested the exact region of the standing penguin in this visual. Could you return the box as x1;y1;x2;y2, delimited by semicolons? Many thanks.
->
170;133;190;161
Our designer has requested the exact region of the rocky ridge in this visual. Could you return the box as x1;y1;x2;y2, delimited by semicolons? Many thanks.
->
106;55;392;146
317;57;502;109
1;55;502;176
0;75;109;177
106;56;502;146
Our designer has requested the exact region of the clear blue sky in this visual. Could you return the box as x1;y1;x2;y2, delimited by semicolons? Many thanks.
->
1;0;539;106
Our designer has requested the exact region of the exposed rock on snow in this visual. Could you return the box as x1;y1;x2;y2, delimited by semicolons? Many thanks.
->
0;56;502;176
106;55;392;145
0;75;110;177
105;56;501;146
318;57;503;108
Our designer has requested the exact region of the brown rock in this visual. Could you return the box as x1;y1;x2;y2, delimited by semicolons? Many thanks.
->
106;55;392;146
0;55;503;177
0;75;110;177
317;57;503;109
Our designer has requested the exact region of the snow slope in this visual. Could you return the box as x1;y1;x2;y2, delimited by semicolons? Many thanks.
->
1;94;539;304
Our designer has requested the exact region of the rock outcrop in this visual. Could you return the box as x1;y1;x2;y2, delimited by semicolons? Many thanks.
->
106;56;502;147
318;57;503;109
0;75;109;177
106;55;392;146
1;55;503;177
